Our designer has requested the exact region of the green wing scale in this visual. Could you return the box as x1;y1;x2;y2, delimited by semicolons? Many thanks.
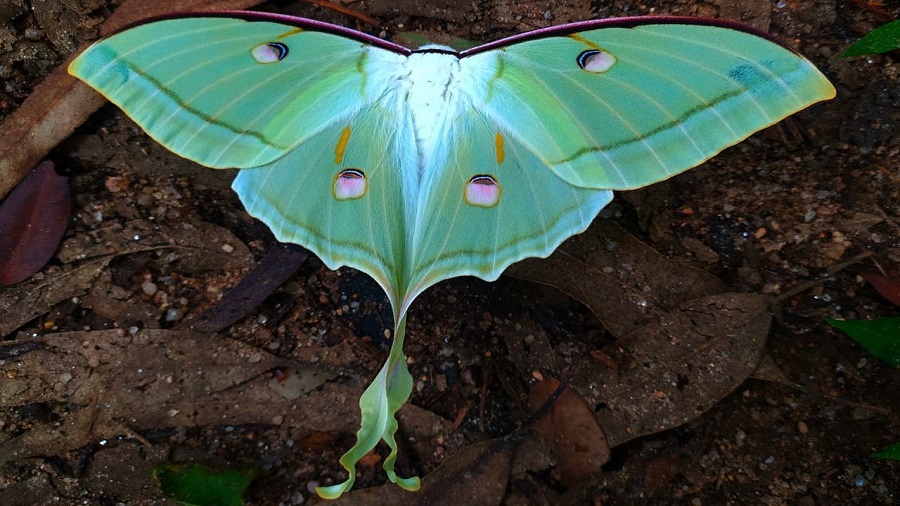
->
69;13;834;498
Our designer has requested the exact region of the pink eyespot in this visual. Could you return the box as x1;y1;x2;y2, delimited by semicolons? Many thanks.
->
333;169;367;200
577;49;615;73
464;175;501;208
251;42;289;64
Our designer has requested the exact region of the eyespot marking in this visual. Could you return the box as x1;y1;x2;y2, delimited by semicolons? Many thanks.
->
251;42;289;64
334;169;367;200
577;49;615;73
465;175;501;208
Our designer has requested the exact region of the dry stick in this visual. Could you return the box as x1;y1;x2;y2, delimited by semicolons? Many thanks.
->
773;250;875;305
849;0;895;22
298;0;381;26
874;203;900;231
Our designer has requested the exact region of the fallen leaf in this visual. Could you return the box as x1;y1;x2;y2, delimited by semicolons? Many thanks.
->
507;219;726;337
588;292;771;446
0;161;71;285
499;292;771;448
319;438;514;506
0;258;109;338
0;218;253;336
0;329;338;465
862;272;900;308
527;377;610;486
56;219;253;270
0;328;452;471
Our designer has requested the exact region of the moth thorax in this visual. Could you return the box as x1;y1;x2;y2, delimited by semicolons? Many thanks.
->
404;52;465;167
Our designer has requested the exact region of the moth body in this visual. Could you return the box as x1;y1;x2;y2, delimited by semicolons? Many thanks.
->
400;51;467;171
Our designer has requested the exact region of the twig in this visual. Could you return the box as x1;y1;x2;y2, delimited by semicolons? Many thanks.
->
299;0;381;27
773;250;875;304
849;0;895;22
873;203;900;231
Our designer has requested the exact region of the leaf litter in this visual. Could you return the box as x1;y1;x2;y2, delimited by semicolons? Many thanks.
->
0;0;898;503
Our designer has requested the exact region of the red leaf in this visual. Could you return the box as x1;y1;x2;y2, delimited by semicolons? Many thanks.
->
0;161;71;285
862;272;900;308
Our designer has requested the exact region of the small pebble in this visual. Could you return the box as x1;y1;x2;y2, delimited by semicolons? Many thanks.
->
164;308;184;322
142;281;157;296
23;27;43;40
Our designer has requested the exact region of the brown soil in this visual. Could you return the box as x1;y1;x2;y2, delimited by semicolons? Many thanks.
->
1;0;898;505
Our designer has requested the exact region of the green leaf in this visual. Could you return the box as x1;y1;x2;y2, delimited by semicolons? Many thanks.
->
827;317;900;366
153;463;257;506
874;442;900;460
841;20;900;57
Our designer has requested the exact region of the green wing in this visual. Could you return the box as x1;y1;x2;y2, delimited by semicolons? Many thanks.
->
404;107;613;310
69;17;405;168
232;100;410;304
462;22;836;189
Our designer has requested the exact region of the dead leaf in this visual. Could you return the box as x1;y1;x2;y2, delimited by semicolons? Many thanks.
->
527;377;610;486
57;219;253;270
586;292;771;446
318;439;514;506
0;161;71;285
0;328;454;474
0;258;109;338
0;219;252;336
0;0;265;200
499;291;770;448
750;353;797;386
862;271;900;307
0;329;342;465
507;220;726;337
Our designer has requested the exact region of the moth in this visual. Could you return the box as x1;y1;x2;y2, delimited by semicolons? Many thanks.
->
70;12;835;497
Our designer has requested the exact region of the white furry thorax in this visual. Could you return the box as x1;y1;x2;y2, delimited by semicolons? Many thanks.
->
401;51;466;168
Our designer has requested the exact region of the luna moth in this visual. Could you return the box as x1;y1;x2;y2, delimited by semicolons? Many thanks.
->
68;10;835;498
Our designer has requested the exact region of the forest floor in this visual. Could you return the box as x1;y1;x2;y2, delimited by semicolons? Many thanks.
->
0;0;898;504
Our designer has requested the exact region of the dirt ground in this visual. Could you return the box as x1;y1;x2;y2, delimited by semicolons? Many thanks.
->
1;0;898;504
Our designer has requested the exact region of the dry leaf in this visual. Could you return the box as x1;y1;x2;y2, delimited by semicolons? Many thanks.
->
528;377;610;486
318;438;514;506
0;329;340;465
0;161;71;284
507;219;726;337
587;292;771;446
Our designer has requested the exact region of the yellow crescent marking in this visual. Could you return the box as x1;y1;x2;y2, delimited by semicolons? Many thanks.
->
568;33;600;49
495;132;505;165
335;126;352;164
277;28;303;39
